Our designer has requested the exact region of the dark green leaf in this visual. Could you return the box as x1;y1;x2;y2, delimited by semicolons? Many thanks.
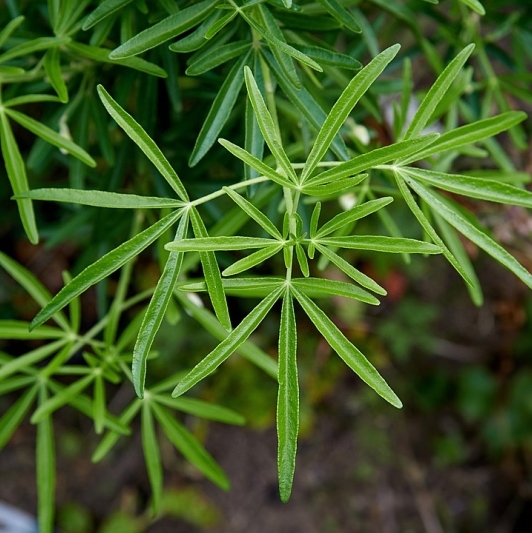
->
186;40;250;75
82;0;133;30
292;278;380;305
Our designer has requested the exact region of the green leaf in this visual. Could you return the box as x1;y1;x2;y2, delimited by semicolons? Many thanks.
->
315;0;361;33
166;236;279;252
403;177;532;290
153;396;245;425
97;85;188;201
168;9;225;52
302;175;368;197
151;402;230;490
36;388;56;533
82;0;134;30
180;277;284;297
401;167;532;208
204;10;238;40
459;0;485;15
172;286;283;397
4;108;96;167
293;288;402;408
223;244;284;277
0;251;70;330
31;209;183;330
223;187;282;239
316;197;393;238
43;48;68;103
0;112;38;244
402;44;475;140
218;139;295;188
68;42;167;77
93;375;106;435
3;94;62;108
307;133;439;187
186;40;251;76
300;44;400;183
317;235;441;254
141;402;163;515
244;66;299;183
0;15;24;49
315;244;386;295
292;278;380;305
16;188;184;209
189;50;251;167
132;214;188;398
0;385;38;452
109;0;214;58
400;111;527;164
277;288;298;502
0;36;70;64
191;208;232;331
0;320;64;340
291;44;362;70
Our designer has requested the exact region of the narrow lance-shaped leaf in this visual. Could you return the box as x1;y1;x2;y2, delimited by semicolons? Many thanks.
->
172;286;284;397
0;320;63;340
0;36;70;64
293;288;402;408
168;9;225;52
180;277;284;297
31;209;183;330
82;0;134;30
0;15;24;49
109;0;214;58
186;40;251;76
93;375;106;434
292;278;380;305
403;176;532;291
166;236;279;252
301;44;400;183
316;235;441;254
222;244;284;277
189;50;252;167
316;0;361;33
244;66;299;183
191;208;232;331
5;108;96;167
43;48;68;103
141;402;163;515
132;213;188;398
97;85;189;201
0;385;38;452
277;287;298;503
402;44;475;141
0;112;38;244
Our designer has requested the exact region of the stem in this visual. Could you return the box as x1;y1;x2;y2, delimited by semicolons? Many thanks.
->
190;175;270;207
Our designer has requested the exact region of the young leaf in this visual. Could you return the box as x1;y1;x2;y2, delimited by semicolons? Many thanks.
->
295;244;310;277
31;209;183;330
300;44;400;183
317;236;441;254
291;278;380;305
168;9;225;52
180;277;284;296
0;15;24;48
315;0;361;34
0;112;38;244
402;44;475;140
43;48;68;103
82;0;133;30
191;208;232;331
172;286;284;397
166;236;279;252
222;244;284;277
5;108;96;167
301;175;369;197
0;320;63;340
189;50;252;166
293;288;402;408
277;288;298;503
0;36;70;64
186;40;251;76
141;402;163;515
109;0;214;58
132;214;188;398
97;85;189;201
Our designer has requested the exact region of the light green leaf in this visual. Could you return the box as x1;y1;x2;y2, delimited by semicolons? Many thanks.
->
5;108;96;167
0;320;64;340
36;388;56;533
292;278;380;305
3;94;62;107
168;9;225;52
291;44;362;70
0;112;38;244
186;40;250;76
0;15;24;49
295;243;309;276
459;0;485;15
43;48;68;103
189;50;251;167
166;236;279;252
0;36;70;64
223;245;283;279
307;133;439;187
191;208;232;331
316;197;393;238
218;139;295;188
277;288;298;503
0;251;70;330
109;0;214;58
82;0;133;30
315;0;361;33
68;42;167;77
402;44;475;140
244;55;264;184
180;277;284;297
293;288;402;408
402;167;532;208
31;209;183;330
403;177;532;290
302;175;369;197
132;214;188;398
301;44;400;183
15;188;184;209
317;235;441;254
93;375;106;434
244;66;299;183
315;244;386;295
141;402;163;515
0;385;38;452
400;111;526;164
151;402;230;490
0;375;35;396
97;85;188;201
172;286;283;397
223;187;282;239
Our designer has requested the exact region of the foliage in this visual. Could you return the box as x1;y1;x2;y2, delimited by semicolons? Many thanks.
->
0;0;531;529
